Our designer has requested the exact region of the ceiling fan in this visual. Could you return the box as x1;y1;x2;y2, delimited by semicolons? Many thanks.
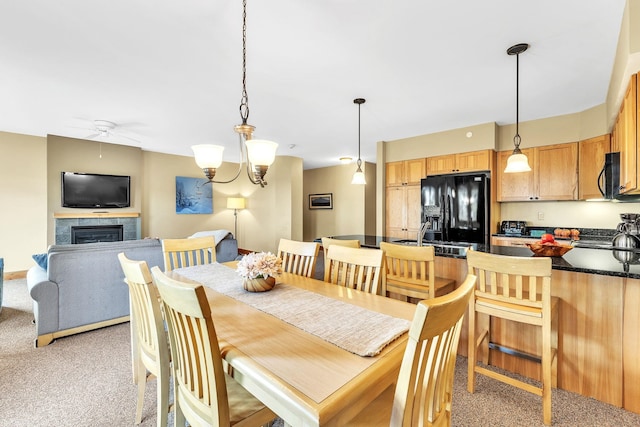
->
78;120;141;144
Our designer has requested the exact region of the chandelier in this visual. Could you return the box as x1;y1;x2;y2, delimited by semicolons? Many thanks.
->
503;43;532;173
192;0;278;187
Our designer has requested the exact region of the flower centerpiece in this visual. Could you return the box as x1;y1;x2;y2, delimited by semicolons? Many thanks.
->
236;251;283;292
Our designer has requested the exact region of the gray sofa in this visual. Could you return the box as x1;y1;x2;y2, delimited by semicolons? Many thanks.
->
27;234;239;347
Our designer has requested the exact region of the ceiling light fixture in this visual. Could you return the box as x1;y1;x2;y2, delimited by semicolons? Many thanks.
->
504;43;532;173
191;0;278;187
351;98;366;185
339;156;352;164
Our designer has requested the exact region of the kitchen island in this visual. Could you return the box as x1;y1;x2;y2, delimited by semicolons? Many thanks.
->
321;234;640;414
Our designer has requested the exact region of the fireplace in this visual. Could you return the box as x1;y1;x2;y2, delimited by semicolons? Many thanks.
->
71;225;124;244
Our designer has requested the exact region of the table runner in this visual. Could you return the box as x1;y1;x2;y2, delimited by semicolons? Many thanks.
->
174;263;411;357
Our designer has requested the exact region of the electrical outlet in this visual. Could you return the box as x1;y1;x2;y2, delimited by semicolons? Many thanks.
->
538;212;544;220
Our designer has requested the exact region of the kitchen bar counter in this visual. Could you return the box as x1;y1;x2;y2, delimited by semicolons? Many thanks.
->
322;234;640;279
321;234;640;414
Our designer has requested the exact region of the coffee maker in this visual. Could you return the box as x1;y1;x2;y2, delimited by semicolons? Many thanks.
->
612;213;640;249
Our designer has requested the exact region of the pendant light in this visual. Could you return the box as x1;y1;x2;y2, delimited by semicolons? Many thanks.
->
192;0;278;187
351;98;366;185
504;43;532;173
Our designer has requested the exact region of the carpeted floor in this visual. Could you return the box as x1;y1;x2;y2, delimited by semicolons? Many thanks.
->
1;278;639;426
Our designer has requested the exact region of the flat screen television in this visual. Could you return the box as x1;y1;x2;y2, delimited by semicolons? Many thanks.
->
61;172;131;208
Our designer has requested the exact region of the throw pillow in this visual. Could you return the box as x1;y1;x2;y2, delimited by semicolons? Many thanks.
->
32;253;48;270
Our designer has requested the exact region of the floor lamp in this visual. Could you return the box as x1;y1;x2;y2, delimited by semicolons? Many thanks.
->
227;197;246;239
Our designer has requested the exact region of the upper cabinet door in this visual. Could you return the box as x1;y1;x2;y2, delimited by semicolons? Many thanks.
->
404;159;426;185
386;159;426;186
386;161;406;187
426;155;456;175
455;150;492;173
537;143;578;200
618;74;638;194
578;135;611;200
497;148;536;201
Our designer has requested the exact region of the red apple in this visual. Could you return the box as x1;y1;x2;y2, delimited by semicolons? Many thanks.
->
541;233;556;244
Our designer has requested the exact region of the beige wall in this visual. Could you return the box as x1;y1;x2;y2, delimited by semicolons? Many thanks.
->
384;122;497;161
0;132;47;272
2;134;303;274
143;152;303;253
303;161;375;241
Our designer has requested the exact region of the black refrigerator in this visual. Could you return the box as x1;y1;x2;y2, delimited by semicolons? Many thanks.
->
420;172;490;245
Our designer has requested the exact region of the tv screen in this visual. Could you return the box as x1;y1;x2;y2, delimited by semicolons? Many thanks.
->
61;172;131;208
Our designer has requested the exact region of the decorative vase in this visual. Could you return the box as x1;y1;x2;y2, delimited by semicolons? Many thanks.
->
243;276;276;292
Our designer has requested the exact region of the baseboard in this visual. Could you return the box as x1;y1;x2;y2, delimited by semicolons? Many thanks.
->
4;270;27;280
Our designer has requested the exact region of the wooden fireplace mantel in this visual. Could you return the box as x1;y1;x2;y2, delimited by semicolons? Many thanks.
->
54;212;140;219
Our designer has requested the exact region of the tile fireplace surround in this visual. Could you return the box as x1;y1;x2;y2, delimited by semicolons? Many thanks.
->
54;212;140;244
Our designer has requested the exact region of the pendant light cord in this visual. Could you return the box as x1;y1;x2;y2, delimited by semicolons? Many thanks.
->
514;51;521;149
357;101;362;168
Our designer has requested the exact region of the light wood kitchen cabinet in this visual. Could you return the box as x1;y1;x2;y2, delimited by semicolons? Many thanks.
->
426;149;492;175
386;159;426;186
385;185;421;239
497;142;578;201
612;73;638;195
578;134;611;200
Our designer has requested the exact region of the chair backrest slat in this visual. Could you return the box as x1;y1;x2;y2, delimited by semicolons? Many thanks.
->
320;237;361;260
277;238;320;278
390;274;476;425
466;250;551;310
380;242;440;300
151;266;232;425
324;245;384;294
161;236;216;271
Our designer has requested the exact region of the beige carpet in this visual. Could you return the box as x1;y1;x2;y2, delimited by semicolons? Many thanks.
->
1;278;639;426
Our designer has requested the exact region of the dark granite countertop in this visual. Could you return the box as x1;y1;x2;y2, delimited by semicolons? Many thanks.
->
319;234;640;279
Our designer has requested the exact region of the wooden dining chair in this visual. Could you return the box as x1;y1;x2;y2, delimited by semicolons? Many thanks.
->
277;238;320;278
324;245;385;294
379;242;455;302
150;266;276;427
344;274;477;426
118;253;171;427
320;237;361;259
466;249;558;426
161;236;216;271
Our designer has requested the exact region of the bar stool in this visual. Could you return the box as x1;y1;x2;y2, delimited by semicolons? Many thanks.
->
380;242;455;302
466;249;558;426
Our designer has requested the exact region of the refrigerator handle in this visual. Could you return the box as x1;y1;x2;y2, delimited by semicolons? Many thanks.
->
447;194;453;229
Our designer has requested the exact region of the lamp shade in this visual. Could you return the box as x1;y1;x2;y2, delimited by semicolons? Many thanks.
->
192;144;224;169
245;139;278;166
227;197;246;210
351;170;366;185
504;152;532;173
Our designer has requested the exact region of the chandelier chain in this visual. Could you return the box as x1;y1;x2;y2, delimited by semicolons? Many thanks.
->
239;0;249;124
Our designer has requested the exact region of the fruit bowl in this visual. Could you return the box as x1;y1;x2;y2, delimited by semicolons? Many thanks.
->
526;242;573;257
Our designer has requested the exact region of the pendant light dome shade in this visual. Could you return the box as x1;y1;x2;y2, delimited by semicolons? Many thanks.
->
504;43;532;174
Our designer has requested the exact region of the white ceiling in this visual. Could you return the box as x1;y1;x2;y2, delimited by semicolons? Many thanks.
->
0;0;627;170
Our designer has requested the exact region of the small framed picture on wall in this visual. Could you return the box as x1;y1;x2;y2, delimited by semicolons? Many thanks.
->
309;193;333;210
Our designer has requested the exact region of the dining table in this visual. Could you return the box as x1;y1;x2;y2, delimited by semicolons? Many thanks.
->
169;261;416;427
